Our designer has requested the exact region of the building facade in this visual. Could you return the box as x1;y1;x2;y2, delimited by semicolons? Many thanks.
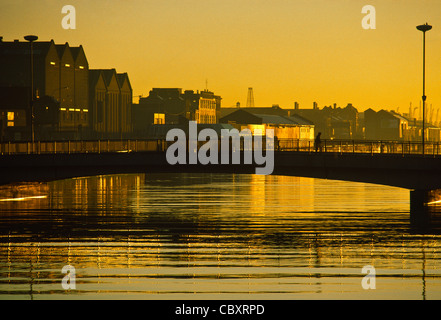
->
0;38;90;139
89;69;133;139
219;109;314;142
133;88;222;138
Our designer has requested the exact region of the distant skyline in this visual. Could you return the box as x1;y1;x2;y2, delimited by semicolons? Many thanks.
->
1;0;441;111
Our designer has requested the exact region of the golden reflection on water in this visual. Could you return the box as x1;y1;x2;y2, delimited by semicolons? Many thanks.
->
0;173;440;299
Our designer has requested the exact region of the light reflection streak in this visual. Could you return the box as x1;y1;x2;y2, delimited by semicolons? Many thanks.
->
0;195;47;202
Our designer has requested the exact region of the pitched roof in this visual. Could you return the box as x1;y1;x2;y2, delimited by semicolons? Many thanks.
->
220;106;288;118
220;107;239;118
116;73;132;91
89;70;104;88
54;43;69;58
389;111;409;122
70;46;81;59
219;109;262;124
254;114;298;125
289;114;315;125
92;69;117;87
242;106;288;116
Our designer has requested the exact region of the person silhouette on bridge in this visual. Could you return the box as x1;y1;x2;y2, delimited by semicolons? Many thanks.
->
314;132;322;152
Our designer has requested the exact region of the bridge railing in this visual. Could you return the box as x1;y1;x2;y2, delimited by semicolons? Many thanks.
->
277;139;441;156
0;139;163;155
0;138;440;156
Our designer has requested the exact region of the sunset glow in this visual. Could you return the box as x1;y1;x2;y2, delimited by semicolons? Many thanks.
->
2;0;441;111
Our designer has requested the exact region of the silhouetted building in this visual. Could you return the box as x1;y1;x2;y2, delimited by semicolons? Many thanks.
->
219;109;314;140
89;70;107;135
289;106;331;138
33;95;61;140
396;113;441;142
183;89;220;124
0;38;90;139
116;73;133;134
289;103;361;139
364;109;408;141
0;39;58;98
89;69;133;139
133;88;221;138
137;88;186;126
0;87;30;141
71;46;89;114
220;105;288;119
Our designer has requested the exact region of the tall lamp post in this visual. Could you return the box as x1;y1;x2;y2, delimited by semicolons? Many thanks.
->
416;23;432;155
24;35;38;147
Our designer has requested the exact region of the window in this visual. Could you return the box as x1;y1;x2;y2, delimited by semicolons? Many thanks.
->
65;64;70;67
50;61;56;66
154;113;165;125
7;112;14;127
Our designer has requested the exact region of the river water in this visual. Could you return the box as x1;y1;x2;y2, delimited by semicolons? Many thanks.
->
0;173;440;300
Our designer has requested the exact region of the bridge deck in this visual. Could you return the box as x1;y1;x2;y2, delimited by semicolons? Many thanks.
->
2;139;441;213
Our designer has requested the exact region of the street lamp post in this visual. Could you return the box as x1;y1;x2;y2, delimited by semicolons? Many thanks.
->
416;23;432;155
24;35;38;148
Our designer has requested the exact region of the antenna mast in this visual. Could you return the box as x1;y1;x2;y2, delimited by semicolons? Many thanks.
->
246;87;255;108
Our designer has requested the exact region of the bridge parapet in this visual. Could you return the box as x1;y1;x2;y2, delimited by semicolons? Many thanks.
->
1;139;441;157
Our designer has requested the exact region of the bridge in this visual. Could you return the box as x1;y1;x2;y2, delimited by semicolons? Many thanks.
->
1;138;441;216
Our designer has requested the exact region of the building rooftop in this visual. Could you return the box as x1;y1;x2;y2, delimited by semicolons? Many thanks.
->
254;114;298;126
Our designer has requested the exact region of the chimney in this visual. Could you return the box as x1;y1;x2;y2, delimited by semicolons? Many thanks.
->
0;37;3;42
294;102;299;110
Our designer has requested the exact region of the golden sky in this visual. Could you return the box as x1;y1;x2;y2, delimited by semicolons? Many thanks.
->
1;0;441;112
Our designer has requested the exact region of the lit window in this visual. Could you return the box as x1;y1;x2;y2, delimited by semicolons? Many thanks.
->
249;124;266;136
60;108;66;111
50;62;56;65
83;109;89;113
154;113;165;124
79;66;84;69
65;64;70;67
75;109;80;112
7;112;14;121
7;122;14;127
68;108;75;112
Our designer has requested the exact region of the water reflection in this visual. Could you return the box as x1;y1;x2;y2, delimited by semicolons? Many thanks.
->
0;173;440;299
410;207;441;235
